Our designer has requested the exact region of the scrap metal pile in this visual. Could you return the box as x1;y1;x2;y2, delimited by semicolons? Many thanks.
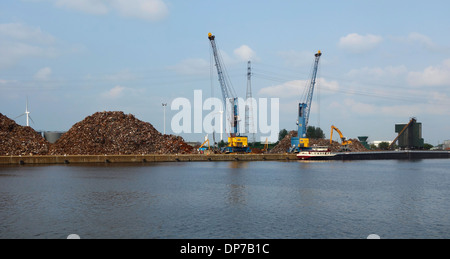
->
0;113;49;156
0;112;193;156
49;111;193;155
271;130;368;153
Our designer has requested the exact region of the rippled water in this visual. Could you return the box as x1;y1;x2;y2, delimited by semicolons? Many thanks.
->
1;160;449;239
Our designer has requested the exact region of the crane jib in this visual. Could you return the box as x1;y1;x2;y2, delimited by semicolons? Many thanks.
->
208;33;250;153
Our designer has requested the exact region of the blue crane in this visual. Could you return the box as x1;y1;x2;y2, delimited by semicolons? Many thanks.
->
208;33;250;153
290;50;322;153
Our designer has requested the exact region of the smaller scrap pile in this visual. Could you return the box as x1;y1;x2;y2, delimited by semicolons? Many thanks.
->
50;111;193;155
270;131;298;153
270;130;368;153
0;113;49;156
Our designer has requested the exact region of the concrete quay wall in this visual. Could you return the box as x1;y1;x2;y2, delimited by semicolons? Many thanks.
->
0;154;298;165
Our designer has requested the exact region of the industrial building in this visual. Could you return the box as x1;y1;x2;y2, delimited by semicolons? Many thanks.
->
358;136;370;149
394;119;424;150
370;141;393;148
444;140;450;150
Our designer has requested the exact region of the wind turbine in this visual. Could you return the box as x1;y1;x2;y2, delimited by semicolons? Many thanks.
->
15;98;34;127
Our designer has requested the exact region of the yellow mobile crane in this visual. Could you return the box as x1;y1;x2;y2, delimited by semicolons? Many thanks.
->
208;33;250;153
330;125;352;151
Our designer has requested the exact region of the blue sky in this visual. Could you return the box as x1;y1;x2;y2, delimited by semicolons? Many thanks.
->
1;0;450;145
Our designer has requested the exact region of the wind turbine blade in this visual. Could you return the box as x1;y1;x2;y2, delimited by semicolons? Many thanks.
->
29;116;35;125
14;113;26;119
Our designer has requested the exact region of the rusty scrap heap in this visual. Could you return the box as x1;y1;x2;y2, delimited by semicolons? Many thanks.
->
271;130;368;153
49;111;193;155
0;113;50;156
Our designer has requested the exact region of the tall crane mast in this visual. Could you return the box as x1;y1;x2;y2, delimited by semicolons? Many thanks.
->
290;50;322;152
208;33;250;153
245;60;256;144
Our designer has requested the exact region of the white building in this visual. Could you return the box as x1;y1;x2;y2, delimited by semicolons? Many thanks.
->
370;141;393;148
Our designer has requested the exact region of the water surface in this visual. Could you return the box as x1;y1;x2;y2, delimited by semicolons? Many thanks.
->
1;160;449;239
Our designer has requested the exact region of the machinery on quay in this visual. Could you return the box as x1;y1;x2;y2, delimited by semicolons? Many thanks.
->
198;135;211;153
208;33;251;153
330;125;352;151
290;50;322;153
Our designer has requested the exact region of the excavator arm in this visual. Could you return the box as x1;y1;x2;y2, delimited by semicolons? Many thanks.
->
199;140;210;150
330;125;352;146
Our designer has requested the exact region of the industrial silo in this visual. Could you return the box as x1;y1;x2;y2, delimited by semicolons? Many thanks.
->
358;136;370;149
395;120;424;150
44;131;65;144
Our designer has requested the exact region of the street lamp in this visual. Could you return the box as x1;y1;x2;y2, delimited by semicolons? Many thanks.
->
162;103;167;135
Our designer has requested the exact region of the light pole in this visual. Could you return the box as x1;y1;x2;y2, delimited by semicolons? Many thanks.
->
162;103;167;135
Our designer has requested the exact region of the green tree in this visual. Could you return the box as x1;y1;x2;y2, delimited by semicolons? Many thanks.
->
423;143;433;150
306;126;325;139
218;140;226;148
378;142;390;150
278;129;288;141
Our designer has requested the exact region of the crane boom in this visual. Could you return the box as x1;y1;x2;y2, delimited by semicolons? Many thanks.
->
208;33;236;104
208;33;239;138
304;51;322;128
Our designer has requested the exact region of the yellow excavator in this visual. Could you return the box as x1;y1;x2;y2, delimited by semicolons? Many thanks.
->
198;135;211;154
330;125;352;151
262;138;269;153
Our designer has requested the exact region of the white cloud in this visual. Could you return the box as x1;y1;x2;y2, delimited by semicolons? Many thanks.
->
54;0;109;15
168;58;209;75
347;65;408;79
259;80;304;98
0;23;57;68
407;59;450;87
258;78;339;98
407;32;436;49
331;98;424;117
234;45;258;62
103;69;137;81
170;45;258;76
277;50;318;67
102;85;126;99
344;99;378;114
0;23;55;44
34;67;52;80
112;0;169;21
338;33;383;53
48;0;169;20
100;85;145;100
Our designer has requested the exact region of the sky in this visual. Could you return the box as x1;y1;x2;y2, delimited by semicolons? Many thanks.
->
1;0;450;145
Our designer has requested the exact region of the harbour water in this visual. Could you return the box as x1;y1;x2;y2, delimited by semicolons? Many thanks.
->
1;159;449;239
